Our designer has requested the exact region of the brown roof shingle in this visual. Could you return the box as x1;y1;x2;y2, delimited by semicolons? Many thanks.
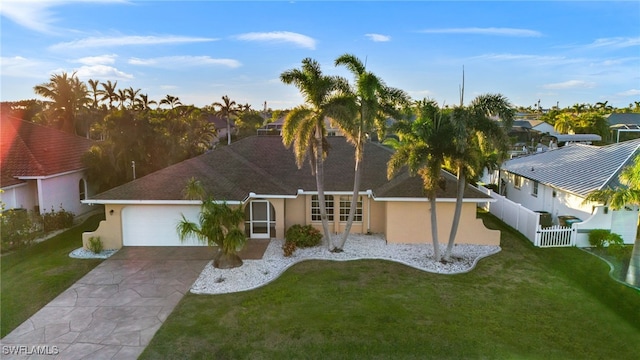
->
92;136;491;202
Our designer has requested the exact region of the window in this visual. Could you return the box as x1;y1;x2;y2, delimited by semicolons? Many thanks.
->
514;175;522;189
79;179;86;201
532;181;539;197
311;195;334;221
339;196;363;222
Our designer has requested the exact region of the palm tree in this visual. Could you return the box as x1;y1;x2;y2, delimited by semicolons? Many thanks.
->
280;57;350;250
554;112;575;134
212;95;239;145
100;80;118;109
135;93;157;111
387;99;454;261
177;178;247;269
33;71;88;134
444;93;514;262
584;155;640;286
87;79;101;110
333;53;408;251
125;87;141;109
159;94;182;110
116;89;127;109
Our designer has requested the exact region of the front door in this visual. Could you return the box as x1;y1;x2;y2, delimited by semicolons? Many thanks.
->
248;200;274;239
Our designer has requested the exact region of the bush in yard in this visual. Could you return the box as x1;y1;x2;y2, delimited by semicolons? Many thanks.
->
88;236;104;254
589;229;629;259
43;206;74;232
588;229;612;248
285;224;322;248
0;209;40;252
282;241;297;257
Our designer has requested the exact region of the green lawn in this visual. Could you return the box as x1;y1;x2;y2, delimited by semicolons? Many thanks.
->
141;212;640;359
0;214;104;337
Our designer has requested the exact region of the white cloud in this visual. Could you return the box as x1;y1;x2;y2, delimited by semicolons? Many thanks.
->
365;33;391;42
617;89;640;97
419;27;542;37
235;31;316;50
74;64;133;80
128;56;241;68
0;0;126;34
585;37;640;49
0;0;61;34
0;55;50;78
50;35;216;50
542;80;596;90
73;54;118;65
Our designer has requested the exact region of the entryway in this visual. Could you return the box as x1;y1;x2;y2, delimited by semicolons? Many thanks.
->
245;200;276;239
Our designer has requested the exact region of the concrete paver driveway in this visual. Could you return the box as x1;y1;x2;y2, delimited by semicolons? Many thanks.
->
1;243;268;359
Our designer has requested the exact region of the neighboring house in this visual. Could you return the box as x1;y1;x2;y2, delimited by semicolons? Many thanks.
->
82;136;499;249
606;113;640;143
257;117;343;137
0;116;95;216
523;119;557;135
500;138;640;245
207;114;237;145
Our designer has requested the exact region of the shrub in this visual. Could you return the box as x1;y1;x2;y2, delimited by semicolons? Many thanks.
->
285;224;322;248
589;229;629;259
43;206;74;232
0;209;41;252
588;229;612;248
282;241;297;257
88;236;104;254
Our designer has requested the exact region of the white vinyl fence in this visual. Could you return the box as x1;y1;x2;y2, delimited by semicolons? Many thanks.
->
477;185;576;247
534;225;576;247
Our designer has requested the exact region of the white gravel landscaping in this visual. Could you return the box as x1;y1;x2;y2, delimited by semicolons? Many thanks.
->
191;233;501;295
69;247;119;259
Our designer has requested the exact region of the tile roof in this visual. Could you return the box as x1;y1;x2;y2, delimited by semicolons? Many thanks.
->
92;136;491;202
502;138;640;197
1;116;95;187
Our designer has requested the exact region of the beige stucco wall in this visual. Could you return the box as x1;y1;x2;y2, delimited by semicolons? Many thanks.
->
82;204;124;250
285;197;306;230
385;201;500;246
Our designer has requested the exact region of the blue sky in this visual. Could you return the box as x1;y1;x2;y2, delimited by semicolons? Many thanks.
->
1;1;639;110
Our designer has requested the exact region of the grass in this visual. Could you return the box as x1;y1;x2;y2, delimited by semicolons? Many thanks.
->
141;211;640;359
0;213;104;337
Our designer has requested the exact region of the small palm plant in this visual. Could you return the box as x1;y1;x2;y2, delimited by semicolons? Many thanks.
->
177;178;247;268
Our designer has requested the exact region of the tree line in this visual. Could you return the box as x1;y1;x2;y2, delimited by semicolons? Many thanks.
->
2;73;266;193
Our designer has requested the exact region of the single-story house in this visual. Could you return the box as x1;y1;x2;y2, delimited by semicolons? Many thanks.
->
82;135;499;249
500;138;640;245
606;113;640;143
207;114;237;145
1;116;95;216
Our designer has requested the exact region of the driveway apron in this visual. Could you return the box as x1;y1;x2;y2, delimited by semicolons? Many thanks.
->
1;247;213;359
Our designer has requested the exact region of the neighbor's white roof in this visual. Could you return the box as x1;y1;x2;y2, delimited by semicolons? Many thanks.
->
502;138;640;197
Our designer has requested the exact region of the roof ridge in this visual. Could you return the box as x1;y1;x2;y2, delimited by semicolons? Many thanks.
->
599;142;640;190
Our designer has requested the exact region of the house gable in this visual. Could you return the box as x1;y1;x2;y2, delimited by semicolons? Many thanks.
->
1;116;94;186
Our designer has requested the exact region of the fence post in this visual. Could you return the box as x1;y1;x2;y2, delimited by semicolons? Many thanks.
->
534;224;541;247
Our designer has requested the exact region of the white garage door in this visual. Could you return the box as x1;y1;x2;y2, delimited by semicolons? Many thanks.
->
122;205;205;246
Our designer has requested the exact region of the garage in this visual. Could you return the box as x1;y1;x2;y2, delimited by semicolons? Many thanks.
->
122;205;204;246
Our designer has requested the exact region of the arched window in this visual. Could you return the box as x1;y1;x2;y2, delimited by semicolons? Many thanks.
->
79;179;87;201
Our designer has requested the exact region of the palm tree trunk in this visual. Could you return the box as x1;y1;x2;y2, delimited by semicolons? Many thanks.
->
336;143;362;251
226;116;232;145
626;235;640;286
445;165;465;261
315;126;333;251
430;193;441;262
